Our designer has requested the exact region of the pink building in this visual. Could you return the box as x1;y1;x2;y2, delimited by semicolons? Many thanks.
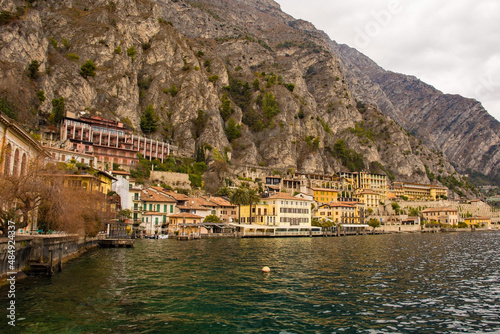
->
60;115;177;166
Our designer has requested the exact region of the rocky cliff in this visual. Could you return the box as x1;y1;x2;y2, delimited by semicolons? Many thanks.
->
331;43;500;179
0;0;485;193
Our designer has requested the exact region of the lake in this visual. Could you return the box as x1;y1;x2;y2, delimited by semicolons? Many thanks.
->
1;232;499;333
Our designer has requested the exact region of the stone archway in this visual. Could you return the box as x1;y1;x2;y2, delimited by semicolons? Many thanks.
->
2;143;13;175
21;153;27;176
13;148;20;176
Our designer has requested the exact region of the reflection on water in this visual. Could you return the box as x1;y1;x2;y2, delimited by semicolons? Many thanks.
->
2;232;500;333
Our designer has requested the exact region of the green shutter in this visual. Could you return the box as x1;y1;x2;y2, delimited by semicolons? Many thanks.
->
170;205;173;213
164;205;167;213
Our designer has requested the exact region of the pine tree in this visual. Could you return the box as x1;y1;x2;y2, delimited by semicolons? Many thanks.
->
140;104;159;134
80;60;96;78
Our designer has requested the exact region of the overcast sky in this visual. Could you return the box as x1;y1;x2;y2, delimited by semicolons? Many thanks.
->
277;0;500;121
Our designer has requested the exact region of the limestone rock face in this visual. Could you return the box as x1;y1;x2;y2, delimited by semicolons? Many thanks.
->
332;42;500;178
0;0;486;190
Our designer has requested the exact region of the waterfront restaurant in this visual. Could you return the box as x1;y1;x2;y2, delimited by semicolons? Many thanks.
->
167;213;205;239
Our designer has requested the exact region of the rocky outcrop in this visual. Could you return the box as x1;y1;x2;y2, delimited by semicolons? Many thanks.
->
0;0;480;191
331;42;500;179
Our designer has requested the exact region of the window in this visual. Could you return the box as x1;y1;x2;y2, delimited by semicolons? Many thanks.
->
149;204;152;211
170;205;173;213
164;205;167;213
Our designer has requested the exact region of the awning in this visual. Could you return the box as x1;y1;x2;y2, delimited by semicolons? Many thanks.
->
202;223;232;229
340;224;369;227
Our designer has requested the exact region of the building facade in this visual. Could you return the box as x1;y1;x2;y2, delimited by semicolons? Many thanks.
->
422;208;459;225
392;182;447;201
60;115;177;167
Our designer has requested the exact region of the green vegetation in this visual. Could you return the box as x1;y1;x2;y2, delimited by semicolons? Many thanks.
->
165;84;178;97
0;97;18;120
262;92;280;119
391;202;401;214
208;75;219;83
49;37;58;49
50;97;65;125
203;214;221;223
219;93;232;121
130;154;207;188
368;218;381;231
349;121;374;141
120;117;134;130
80;60;96;78
36;90;46;104
424;165;435;182
138;76;153;100
193;109;206;139
284;83;295;92
331;140;365;172
0;10;18;25
27;60;40;79
140;105;159;134
114;46;122;54
127;46;136;60
225;118;241;142
370;161;395;182
319;118;331;134
224;78;252;113
66;53;80;61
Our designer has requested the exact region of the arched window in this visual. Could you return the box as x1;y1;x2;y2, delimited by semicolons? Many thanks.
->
13;148;20;176
3;143;13;175
21;153;27;176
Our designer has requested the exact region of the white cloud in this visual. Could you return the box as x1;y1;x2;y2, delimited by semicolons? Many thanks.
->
276;0;500;120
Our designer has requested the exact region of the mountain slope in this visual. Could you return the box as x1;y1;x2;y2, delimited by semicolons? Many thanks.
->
331;42;500;179
0;0;480;193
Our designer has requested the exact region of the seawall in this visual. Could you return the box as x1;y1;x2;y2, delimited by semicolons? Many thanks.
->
0;235;99;282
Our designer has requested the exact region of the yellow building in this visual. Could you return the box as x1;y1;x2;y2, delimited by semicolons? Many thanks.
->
238;193;312;228
464;217;490;228
422;208;458;225
355;189;380;208
167;213;205;238
311;187;338;204
316;202;357;224
337;172;387;200
96;170;116;194
392;182;447;201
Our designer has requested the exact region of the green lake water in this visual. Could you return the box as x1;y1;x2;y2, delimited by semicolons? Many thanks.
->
1;232;500;333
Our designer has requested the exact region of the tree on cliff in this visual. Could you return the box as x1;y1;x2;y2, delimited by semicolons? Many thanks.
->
140;104;159;134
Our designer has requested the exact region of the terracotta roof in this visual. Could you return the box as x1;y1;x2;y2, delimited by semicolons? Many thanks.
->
142;189;177;203
328;203;356;208
156;188;191;201
142;212;167;216
177;204;210;211
187;197;215;207
110;170;131;175
467;216;490;220
311;187;338;192
168;213;203;219
266;193;311;201
203;196;235;207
